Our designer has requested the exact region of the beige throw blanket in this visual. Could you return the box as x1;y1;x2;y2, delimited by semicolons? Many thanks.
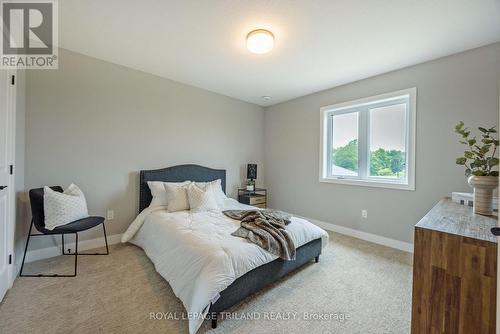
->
223;209;296;260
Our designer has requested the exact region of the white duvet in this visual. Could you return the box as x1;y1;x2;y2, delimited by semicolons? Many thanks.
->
122;199;328;334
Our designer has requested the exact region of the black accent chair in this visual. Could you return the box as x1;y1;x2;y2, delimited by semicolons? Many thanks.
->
20;186;109;277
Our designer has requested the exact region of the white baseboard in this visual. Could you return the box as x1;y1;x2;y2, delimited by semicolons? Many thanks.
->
298;215;414;253
15;233;123;275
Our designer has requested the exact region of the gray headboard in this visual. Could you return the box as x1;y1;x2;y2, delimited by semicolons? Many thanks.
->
139;164;226;212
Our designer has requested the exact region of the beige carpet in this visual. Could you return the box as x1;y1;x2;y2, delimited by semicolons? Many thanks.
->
0;232;413;334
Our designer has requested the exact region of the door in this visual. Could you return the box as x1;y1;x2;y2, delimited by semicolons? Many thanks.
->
0;69;13;301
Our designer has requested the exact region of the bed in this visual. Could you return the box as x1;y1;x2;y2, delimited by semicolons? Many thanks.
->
122;164;328;333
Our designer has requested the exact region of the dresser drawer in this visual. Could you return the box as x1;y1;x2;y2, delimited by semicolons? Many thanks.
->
238;189;267;207
249;196;266;205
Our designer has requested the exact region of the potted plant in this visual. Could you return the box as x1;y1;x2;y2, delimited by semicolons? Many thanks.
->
455;121;499;215
246;179;255;192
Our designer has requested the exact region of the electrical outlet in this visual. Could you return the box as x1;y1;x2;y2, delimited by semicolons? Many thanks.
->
361;210;368;218
107;210;114;220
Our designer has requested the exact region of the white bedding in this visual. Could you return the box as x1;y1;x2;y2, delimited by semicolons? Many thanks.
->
122;198;328;334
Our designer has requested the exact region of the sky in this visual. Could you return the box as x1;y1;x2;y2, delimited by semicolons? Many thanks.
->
332;103;406;151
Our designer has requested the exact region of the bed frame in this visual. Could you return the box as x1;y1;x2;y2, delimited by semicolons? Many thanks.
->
139;164;322;329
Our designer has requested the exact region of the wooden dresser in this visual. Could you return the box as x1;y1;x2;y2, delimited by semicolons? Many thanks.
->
411;198;497;333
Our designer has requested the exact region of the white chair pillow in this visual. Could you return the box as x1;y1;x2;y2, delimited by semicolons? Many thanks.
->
43;184;89;230
165;183;191;212
147;181;190;207
187;183;219;213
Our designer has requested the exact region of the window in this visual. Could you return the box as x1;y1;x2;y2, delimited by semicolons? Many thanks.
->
320;88;416;190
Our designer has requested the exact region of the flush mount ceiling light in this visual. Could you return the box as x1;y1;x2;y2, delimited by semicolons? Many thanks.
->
246;29;274;54
261;96;272;100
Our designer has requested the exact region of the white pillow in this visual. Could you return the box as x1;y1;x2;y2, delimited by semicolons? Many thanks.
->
165;183;190;212
147;181;190;207
43;184;89;230
187;183;219;213
194;179;227;207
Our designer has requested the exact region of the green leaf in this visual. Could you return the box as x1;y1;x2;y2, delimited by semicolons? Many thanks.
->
455;121;464;131
478;127;488;133
464;151;474;159
456;157;467;165
488;157;499;167
480;145;491;154
488;128;497;133
473;170;487;176
494;140;499;146
465;168;472;177
468;138;477;146
490;171;499;177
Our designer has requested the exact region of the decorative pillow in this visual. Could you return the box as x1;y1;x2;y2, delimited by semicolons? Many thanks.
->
194;179;227;207
164;183;191;212
147;181;190;207
187;183;219;213
43;184;89;230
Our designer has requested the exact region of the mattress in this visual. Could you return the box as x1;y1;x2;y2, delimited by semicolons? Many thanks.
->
123;199;328;333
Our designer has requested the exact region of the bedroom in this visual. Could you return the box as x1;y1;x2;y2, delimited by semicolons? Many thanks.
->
0;1;499;333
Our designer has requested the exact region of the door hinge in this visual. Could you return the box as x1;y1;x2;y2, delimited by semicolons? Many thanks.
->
8;254;12;265
11;75;15;86
9;165;13;175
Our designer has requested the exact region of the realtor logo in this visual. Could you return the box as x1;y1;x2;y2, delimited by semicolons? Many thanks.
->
1;0;58;69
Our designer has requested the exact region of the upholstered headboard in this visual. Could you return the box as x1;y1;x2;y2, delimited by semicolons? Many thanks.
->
139;164;226;212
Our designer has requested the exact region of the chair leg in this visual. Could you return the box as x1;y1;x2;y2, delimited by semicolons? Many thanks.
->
102;222;109;255
61;234;74;255
62;223;109;256
74;233;78;276
20;222;107;277
20;222;77;278
19;220;34;277
62;234;67;254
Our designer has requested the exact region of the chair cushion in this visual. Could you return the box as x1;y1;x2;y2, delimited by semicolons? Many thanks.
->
30;186;103;235
41;216;105;234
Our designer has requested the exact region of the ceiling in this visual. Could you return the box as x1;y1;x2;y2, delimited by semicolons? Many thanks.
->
59;1;500;107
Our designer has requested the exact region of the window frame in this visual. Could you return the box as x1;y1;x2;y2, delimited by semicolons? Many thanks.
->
319;88;416;191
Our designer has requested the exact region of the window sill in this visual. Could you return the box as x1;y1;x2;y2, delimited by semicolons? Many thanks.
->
319;176;415;191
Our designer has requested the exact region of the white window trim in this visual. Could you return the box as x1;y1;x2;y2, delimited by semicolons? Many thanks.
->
319;88;417;191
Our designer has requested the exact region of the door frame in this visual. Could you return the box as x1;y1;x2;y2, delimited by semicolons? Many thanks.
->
497;84;500;334
4;68;16;290
1;18;17;292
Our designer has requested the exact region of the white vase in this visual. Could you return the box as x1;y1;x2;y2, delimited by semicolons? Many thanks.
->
467;175;498;216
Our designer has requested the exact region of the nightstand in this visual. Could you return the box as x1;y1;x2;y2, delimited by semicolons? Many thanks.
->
238;188;267;208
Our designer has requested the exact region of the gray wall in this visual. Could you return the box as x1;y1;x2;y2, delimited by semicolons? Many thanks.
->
22;43;500;251
264;43;500;244
24;48;265;249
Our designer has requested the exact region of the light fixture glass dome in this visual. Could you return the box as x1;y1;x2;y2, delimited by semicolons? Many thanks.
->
246;29;274;54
